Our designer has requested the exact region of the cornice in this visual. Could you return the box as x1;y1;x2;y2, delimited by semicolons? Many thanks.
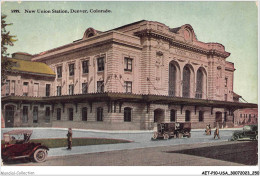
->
135;29;230;59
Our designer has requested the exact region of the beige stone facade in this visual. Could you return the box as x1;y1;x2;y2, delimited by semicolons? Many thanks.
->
2;20;257;130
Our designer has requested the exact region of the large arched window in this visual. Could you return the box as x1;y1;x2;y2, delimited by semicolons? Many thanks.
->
183;66;191;98
124;107;132;122
169;63;176;96
196;69;203;99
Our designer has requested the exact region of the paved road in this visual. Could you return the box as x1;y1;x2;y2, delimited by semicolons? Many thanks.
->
5;141;257;166
1;127;241;157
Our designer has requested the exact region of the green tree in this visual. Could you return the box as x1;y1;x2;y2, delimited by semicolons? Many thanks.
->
1;14;17;86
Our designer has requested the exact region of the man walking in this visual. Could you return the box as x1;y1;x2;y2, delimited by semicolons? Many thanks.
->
67;128;72;150
214;124;220;139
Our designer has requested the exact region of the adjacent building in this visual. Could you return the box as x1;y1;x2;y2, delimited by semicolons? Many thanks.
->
1;20;257;130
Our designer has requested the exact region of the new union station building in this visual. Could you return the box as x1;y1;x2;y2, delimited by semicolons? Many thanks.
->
1;20;257;130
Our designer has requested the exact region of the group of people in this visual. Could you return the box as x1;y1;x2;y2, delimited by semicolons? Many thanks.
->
205;124;220;139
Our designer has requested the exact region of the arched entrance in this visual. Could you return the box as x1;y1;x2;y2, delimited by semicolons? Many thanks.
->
5;105;15;127
154;109;164;123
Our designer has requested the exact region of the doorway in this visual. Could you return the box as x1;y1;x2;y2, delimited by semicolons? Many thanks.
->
5;105;15;127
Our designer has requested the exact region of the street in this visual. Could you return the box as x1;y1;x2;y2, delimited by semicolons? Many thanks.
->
4;141;258;166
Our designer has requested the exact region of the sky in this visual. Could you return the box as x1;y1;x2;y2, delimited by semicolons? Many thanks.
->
1;1;258;104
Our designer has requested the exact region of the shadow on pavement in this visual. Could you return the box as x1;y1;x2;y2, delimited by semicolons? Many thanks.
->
165;141;258;165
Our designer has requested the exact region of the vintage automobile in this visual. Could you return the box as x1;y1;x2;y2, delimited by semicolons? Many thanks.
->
152;122;191;140
1;130;49;163
231;125;258;141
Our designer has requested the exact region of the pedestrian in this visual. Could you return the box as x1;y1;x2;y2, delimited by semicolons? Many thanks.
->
214;124;220;139
209;124;211;135
67;128;72;150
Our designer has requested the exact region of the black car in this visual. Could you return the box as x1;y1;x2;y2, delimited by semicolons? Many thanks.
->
231;125;258;141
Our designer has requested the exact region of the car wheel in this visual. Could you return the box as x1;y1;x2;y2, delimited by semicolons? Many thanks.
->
163;133;169;140
233;134;239;141
33;148;47;163
152;132;158;140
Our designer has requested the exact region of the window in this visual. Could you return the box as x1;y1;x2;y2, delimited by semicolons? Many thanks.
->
69;63;74;76
169;63;176;96
240;114;242;118
82;107;88;121
22;106;28;123
46;84;51;97
97;81;104;93
23;82;29;96
185;110;190;122
82;83;88;94
170;109;176;122
57;108;61;120
225;77;228;87
10;80;15;95
5;80;10;95
69;85;74;95
57;86;62;96
124;57;133;71
57;66;62;78
124;81;132;93
97;57;104;71
97;107;103;121
124;107;132;122
33;83;39;97
33;107;38;123
82;60;89;74
68;108;73;121
225;94;227;101
45;107;50;123
196;69;203;99
182;66;190;98
199;111;204;122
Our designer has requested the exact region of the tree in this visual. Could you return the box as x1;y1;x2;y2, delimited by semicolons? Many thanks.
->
1;14;17;86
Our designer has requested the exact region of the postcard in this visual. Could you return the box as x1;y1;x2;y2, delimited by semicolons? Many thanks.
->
1;1;258;176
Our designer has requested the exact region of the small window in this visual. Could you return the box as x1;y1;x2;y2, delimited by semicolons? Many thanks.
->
82;83;88;94
124;107;132;122
124;57;133;71
46;84;51;97
224;94;227;101
97;107;103;121
69;63;74;76
185;110;190;122
82;60;89;74
97;81;104;93
57;108;61;120
124;81;132;93
68;108;73;121
57;66;62;78
22;106;28;123
10;80;15;95
240;114;242;118
82;107;88;121
5;80;10;96
69;85;74;95
57;86;62;96
33;107;38;123
45;107;51;123
199;111;204;122
23;82;29;96
170;109;176;122
97;57;104;71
